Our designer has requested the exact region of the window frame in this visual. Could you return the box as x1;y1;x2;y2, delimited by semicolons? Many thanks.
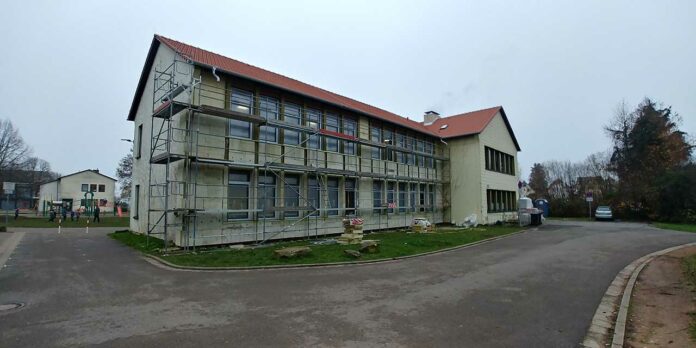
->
229;87;254;139
228;170;251;220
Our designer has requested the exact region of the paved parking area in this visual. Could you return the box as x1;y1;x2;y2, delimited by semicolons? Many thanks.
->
1;222;695;347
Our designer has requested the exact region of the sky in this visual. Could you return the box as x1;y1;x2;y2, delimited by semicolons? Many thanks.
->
1;0;694;182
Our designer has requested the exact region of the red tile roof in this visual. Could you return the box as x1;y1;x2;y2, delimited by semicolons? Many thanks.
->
128;35;519;150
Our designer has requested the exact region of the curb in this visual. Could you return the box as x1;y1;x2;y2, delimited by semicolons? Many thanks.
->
142;228;534;272
0;232;24;270
581;242;696;348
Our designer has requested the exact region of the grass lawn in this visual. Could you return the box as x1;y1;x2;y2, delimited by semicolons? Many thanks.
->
654;223;696;233
0;216;129;228
109;225;524;268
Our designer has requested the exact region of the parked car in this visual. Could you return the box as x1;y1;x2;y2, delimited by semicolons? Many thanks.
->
595;206;614;221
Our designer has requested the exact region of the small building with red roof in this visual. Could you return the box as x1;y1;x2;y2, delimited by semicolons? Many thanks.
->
127;35;521;246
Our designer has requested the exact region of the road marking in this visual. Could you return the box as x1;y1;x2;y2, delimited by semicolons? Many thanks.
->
0;232;25;270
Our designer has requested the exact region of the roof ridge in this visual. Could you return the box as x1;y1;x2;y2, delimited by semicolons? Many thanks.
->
443;105;502;119
155;35;415;125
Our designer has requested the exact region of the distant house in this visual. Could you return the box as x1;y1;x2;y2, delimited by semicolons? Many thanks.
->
0;169;58;210
38;170;116;213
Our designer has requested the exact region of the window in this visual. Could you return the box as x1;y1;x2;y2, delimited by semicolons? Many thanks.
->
485;147;515;175
383;129;394;161
228;171;250;220
283;102;302;145
372;181;383;214
345;178;356;216
419;183;426;212
308;177;321;216
136;124;143;159
229;88;253;138
370;124;381;159
133;185;140;219
284;174;300;218
98;184;105;192
259;96;279;143
487;189;517;212
90;184;97;192
398;182;407;213
306;108;322;149
325;113;339;152
327;177;339;216
81;184;88;192
343;118;356;155
258;173;276;218
387;182;395;214
410;183;417;212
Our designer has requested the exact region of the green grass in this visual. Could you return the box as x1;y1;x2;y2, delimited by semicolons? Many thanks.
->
109;225;524;268
654;223;696;233
682;254;696;340
0;216;130;228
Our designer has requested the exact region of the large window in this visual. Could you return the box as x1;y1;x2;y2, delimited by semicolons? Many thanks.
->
387;182;395;214
228;171;250;220
325;113;339;152
283;102;301;145
372;181;383;214
487;189;517;213
370;124;381;159
259;96;279;143
383;129;394;161
345;178;356;216
136;124;143;159
306;108;322;149
81;184;88;192
398;183;407;213
133;185;140;219
229;88;254;138
410;183;417;212
98;184;105;192
343;118;356;155
327;177;339;216
308;177;321;216
284;174;300;218
485;146;515;175
258;173;276;218
428;184;435;212
419;183;426;212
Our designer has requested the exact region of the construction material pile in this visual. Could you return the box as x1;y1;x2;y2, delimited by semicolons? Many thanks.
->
339;217;364;244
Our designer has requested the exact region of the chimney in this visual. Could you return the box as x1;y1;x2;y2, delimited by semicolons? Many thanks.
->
423;111;440;125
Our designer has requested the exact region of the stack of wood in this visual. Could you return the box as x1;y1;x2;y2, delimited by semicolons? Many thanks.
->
338;218;364;244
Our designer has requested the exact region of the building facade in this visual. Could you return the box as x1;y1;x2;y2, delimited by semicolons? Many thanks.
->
127;35;521;247
38;170;116;214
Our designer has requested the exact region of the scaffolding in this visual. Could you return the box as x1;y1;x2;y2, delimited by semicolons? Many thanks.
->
145;59;450;250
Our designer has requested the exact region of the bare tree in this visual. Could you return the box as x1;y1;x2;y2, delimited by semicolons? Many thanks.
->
116;150;133;200
0;119;32;172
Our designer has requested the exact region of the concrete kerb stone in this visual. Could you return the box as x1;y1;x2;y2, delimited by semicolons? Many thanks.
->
140;227;536;272
581;242;696;348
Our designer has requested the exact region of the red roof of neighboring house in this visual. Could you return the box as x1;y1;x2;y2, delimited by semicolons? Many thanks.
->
127;35;520;150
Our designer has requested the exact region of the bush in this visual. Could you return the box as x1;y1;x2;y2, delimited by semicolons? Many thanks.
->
0;226;6;232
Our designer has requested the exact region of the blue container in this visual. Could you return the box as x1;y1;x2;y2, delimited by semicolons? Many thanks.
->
534;199;549;217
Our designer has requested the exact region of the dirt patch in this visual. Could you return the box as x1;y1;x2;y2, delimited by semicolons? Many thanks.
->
625;246;696;348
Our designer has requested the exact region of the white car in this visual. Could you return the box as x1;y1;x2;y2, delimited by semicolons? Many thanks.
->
595;206;613;221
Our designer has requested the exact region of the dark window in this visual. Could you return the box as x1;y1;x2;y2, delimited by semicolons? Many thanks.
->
370;124;381;159
90;184;97;192
410;183;417;212
325;113;339;152
428;184;435;212
345;178;356;216
258;173;276;218
306;108;322;149
283;102;301;145
98;184;105;192
136;124;143;159
484;146;515;175
343;118;356;155
419;183;426;212
132;185;140;219
81;184;88;192
383;129;394;161
327;177;339;216
229;88;253;138
308;177;321;216
284;174;300;218
487;189;517;213
259;96;279;143
372;181;383;214
387;182;395;214
398;182;407;213
228;171;250;220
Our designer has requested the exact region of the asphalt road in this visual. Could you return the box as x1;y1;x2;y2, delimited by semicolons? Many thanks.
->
1;222;695;348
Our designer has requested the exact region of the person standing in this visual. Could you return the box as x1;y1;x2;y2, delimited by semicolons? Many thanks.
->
14;208;19;220
94;205;100;223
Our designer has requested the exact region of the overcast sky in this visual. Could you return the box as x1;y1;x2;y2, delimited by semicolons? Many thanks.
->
1;0;694;181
